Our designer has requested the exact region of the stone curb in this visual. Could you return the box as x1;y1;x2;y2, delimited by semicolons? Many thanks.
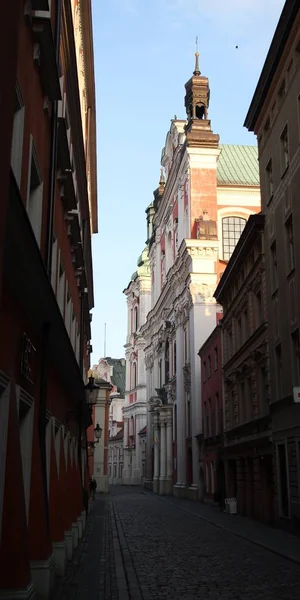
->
143;491;300;567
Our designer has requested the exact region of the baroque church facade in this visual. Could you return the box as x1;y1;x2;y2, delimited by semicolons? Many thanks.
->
139;53;261;498
122;247;151;484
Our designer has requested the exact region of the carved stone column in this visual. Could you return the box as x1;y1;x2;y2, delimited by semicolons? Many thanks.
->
159;419;166;495
153;414;160;494
165;415;173;495
174;321;186;497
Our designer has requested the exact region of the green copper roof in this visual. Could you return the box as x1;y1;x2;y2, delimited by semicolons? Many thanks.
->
104;357;126;396
131;270;138;281
217;145;259;186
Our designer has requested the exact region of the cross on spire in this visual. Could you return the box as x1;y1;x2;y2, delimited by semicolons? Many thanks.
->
194;36;200;76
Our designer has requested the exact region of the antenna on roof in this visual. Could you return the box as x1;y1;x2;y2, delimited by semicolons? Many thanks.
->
104;323;106;357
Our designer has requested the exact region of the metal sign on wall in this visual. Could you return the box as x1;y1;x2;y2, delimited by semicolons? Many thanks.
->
20;333;36;385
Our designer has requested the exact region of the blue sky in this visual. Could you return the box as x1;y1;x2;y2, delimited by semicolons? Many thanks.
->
90;0;285;362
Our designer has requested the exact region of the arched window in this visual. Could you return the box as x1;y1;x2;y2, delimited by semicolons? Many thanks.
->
166;231;173;272
132;363;137;389
222;217;247;260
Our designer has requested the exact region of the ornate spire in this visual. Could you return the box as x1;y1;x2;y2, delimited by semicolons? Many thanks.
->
194;36;200;76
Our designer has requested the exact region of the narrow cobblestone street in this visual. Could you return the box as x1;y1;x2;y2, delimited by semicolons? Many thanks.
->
52;487;300;600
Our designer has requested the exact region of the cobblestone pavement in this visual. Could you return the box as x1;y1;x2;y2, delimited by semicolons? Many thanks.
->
52;488;300;600
110;487;300;600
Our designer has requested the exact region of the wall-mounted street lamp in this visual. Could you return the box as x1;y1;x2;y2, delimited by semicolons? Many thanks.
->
85;375;99;410
94;422;102;442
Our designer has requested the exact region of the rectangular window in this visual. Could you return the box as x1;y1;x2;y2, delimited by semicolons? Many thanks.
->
285;217;295;272
263;116;270;133
119;463;123;479
270;101;276;123
254;291;263;328
27;137;43;246
214;347;218;371
275;344;283;399
266;159;273;200
11;82;25;187
277;443;290;517
215;393;219;435
208;398;211;437
203;361;206;382
287;59;293;84
291;330;300;385
280;125;289;172
271;242;278;291
207;356;211;378
278;78;286;100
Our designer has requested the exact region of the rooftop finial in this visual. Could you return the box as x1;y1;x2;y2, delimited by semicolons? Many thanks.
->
194;36;200;76
159;167;165;186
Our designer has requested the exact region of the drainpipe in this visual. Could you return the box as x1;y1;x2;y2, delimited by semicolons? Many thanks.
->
46;0;63;277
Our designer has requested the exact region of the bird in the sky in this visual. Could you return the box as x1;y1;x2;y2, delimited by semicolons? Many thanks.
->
235;45;238;49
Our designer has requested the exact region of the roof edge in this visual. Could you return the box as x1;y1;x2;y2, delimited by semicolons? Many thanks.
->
244;0;299;131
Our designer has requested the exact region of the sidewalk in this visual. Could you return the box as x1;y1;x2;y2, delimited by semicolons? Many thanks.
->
146;491;300;565
50;495;118;600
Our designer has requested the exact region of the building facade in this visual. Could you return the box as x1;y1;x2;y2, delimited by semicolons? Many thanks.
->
245;0;300;531
123;247;151;485
108;428;124;485
198;324;224;502
0;1;97;598
215;214;274;523
142;55;261;499
90;358;125;491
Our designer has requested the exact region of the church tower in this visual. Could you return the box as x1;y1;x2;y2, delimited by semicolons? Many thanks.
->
184;48;220;229
184;48;219;149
